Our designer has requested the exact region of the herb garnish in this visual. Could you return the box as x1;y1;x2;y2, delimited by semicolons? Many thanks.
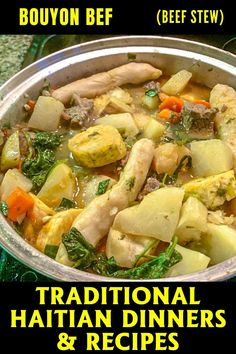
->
165;107;193;145
126;176;136;191
44;245;59;259
96;179;110;195
57;198;75;211
22;132;62;191
0;201;8;216
145;89;157;97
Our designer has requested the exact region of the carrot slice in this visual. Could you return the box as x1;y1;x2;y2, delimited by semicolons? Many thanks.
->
159;96;184;113
194;99;211;108
159;92;169;102
158;109;180;124
27;100;36;110
6;187;34;222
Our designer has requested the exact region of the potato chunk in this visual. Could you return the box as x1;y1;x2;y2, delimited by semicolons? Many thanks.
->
202;223;236;264
176;197;208;245
68;125;127;168
113;187;184;242
161;70;192;96
0;168;32;201
190;139;233;177
28;96;64;131
37;163;76;208
141;119;165;142
1;131;20;171
166;245;210;277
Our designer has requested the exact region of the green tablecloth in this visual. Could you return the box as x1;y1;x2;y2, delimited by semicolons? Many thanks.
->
0;34;236;281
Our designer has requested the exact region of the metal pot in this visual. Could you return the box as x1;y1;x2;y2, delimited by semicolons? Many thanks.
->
0;36;236;281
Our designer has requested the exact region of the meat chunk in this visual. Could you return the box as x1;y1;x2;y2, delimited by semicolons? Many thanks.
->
182;101;217;130
61;94;94;128
72;138;155;246
52;63;162;104
137;177;160;201
144;81;161;92
210;84;236;169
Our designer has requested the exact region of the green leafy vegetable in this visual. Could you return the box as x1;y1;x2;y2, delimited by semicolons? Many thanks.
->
126;176;136;191
112;236;182;279
2;122;11;129
165;107;194;145
62;228;181;279
0;201;8;216
57;198;75;211
62;228;120;274
145;89;157;97
22;148;56;189
33;132;62;149
96;179;110;195
22;132;62;191
92;254;120;276
63;228;95;269
181;107;193;131
44;245;59;259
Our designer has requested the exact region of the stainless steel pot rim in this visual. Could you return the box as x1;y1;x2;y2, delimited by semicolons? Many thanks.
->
1;36;235;100
0;35;236;282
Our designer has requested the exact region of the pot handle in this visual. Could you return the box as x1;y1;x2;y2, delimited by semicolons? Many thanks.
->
222;37;236;55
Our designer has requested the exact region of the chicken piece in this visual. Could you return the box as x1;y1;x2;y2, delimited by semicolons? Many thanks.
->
72;138;155;246
210;84;236;169
52;63;162;104
36;208;82;252
22;194;55;245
